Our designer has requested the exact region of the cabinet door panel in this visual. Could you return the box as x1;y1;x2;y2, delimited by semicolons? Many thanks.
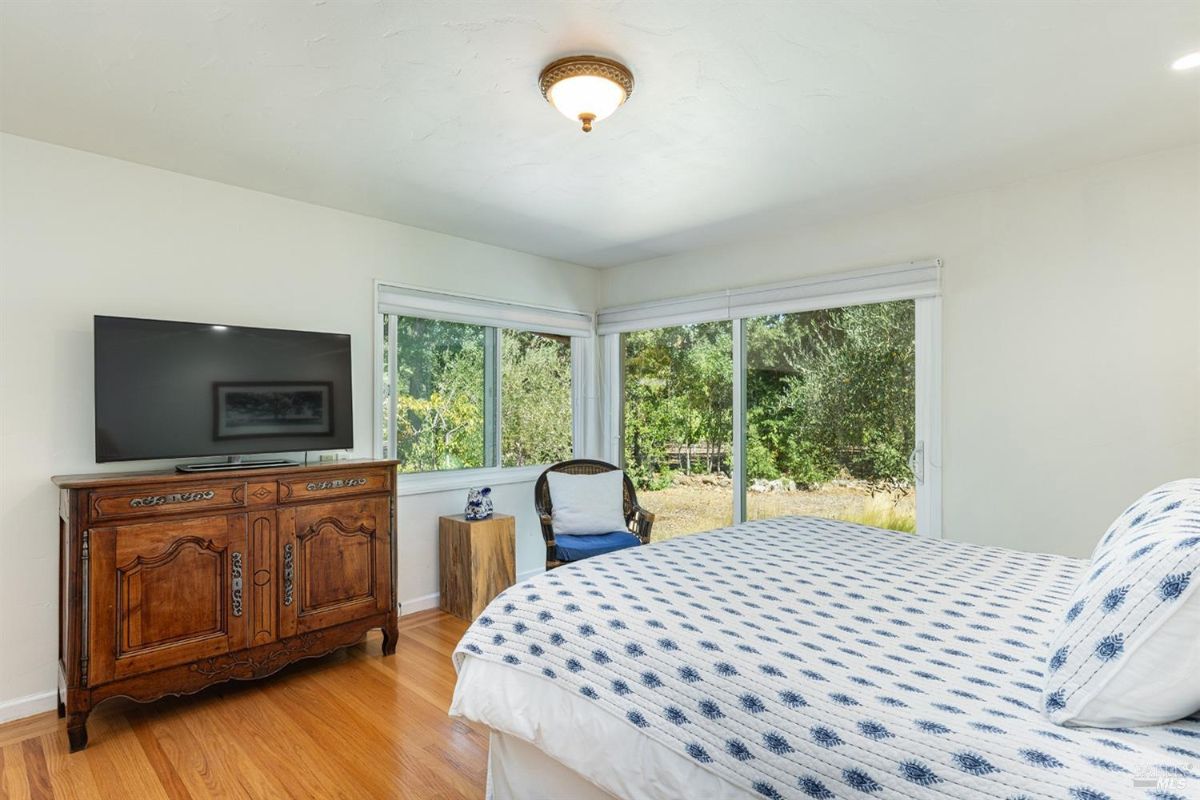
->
123;539;222;649
89;514;249;684
278;497;390;635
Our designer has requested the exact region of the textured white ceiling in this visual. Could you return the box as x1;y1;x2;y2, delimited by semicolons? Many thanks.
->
2;1;1198;267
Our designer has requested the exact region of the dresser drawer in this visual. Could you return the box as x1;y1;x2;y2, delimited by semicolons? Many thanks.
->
88;481;248;522
278;470;391;503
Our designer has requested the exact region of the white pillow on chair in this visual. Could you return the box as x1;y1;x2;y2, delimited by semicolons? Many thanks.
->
547;470;628;536
1042;478;1200;727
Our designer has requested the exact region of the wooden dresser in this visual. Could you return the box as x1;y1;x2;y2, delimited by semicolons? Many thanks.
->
52;459;399;751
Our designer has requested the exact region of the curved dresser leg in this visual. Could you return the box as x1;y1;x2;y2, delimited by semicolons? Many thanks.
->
67;712;89;752
57;688;66;719
381;623;399;656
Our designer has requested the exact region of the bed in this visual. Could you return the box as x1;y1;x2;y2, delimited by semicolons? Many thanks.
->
450;516;1200;799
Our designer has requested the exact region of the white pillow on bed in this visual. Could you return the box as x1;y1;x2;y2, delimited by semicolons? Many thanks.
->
547;470;628;536
1043;478;1200;728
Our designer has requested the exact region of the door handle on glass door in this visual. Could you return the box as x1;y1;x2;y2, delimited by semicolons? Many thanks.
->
909;442;925;485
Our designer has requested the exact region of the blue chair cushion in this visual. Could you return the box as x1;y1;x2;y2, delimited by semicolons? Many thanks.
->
554;531;641;562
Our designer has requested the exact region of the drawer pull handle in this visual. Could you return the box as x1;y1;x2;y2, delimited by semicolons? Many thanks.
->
129;490;215;508
231;551;244;617
283;543;294;606
305;477;367;491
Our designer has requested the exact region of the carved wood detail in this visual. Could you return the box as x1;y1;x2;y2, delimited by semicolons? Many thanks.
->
249;513;276;645
117;534;222;573
277;470;391;504
189;632;322;677
296;515;378;611
247;482;277;505
300;516;376;540
88;480;249;522
54;460;399;751
91;515;245;684
288;497;390;634
117;535;225;654
89;614;388;707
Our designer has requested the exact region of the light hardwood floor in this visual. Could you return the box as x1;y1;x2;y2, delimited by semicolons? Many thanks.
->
0;610;487;799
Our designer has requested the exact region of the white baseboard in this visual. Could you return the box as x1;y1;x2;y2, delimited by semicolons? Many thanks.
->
517;567;543;583
0;690;56;724
399;591;441;616
399;568;544;617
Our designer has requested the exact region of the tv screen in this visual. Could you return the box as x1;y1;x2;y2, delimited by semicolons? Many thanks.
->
94;316;353;462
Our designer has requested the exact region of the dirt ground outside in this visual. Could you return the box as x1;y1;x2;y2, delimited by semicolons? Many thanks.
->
640;475;916;542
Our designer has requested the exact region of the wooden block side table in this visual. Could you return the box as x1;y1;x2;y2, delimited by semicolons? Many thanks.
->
439;513;516;620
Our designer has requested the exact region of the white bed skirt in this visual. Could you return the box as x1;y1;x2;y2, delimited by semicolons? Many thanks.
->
488;731;617;800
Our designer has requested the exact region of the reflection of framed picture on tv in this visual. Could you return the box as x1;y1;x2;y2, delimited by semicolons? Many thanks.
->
213;382;334;440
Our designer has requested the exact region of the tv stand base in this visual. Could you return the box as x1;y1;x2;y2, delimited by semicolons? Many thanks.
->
177;458;298;473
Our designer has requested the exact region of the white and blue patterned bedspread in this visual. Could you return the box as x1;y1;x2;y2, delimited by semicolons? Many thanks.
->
453;517;1200;799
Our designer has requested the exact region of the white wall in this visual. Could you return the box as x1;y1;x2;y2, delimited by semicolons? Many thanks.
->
0;133;598;718
599;145;1200;560
3;133;1197;721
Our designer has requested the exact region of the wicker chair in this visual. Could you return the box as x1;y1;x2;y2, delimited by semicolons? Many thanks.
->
534;459;655;569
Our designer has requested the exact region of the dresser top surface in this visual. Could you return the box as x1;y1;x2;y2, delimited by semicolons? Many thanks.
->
52;458;399;489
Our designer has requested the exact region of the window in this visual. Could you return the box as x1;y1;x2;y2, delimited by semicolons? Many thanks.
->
622;322;733;540
501;329;573;467
618;302;919;539
384;316;488;473
376;285;590;477
602;260;941;539
745;300;916;531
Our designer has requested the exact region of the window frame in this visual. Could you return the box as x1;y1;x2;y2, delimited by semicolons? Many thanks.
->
373;281;593;496
598;259;943;538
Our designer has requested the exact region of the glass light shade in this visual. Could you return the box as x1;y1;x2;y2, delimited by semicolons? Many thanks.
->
1172;52;1200;71
547;75;628;131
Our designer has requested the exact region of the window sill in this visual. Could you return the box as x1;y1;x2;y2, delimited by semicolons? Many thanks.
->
393;464;549;497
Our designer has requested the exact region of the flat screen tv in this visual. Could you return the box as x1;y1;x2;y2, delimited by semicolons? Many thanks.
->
94;316;353;463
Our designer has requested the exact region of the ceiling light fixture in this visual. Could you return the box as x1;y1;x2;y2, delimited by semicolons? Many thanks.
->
539;55;634;133
1171;51;1200;71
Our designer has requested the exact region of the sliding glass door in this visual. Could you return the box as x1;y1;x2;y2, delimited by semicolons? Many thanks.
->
745;300;916;532
622;321;732;541
612;296;937;538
